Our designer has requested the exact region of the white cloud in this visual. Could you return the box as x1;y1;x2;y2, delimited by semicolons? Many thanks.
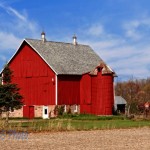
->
0;3;26;21
0;2;40;37
80;21;150;79
86;23;105;37
0;2;40;69
0;2;149;80
0;31;22;50
123;18;150;40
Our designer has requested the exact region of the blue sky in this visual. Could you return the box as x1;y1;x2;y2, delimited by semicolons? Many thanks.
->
0;0;150;81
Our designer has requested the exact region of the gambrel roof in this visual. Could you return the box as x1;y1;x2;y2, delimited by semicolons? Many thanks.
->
25;39;111;75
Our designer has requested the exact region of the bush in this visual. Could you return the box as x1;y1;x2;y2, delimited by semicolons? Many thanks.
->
129;102;139;114
54;105;65;116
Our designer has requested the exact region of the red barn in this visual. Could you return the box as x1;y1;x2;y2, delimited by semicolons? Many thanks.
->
2;33;115;119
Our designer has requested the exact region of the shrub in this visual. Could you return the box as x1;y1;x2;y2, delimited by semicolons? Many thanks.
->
54;105;65;116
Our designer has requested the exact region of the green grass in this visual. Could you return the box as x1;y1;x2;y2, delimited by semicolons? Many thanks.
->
59;114;125;120
0;115;150;132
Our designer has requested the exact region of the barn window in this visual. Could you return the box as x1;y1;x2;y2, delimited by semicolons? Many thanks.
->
97;67;101;72
44;108;47;115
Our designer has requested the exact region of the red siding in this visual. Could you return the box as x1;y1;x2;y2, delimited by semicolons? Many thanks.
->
80;71;114;115
80;74;91;104
91;72;114;115
10;43;56;106
80;74;92;114
58;75;81;105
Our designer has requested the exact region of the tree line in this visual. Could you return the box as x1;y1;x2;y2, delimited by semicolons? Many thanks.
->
115;77;150;114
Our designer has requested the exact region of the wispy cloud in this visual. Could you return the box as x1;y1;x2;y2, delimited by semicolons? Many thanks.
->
0;2;40;37
80;20;150;79
0;31;21;50
123;17;150;41
0;3;26;21
0;1;150;80
86;23;105;37
0;2;40;68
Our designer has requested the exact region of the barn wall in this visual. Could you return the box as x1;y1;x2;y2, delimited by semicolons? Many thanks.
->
58;75;81;105
80;72;114;115
1;108;23;118
91;72;114;115
10;43;56;107
80;74;92;114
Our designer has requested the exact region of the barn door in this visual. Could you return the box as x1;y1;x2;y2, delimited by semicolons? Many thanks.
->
23;106;34;119
29;106;34;119
43;106;49;119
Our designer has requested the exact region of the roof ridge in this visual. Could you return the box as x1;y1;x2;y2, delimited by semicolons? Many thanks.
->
25;38;90;47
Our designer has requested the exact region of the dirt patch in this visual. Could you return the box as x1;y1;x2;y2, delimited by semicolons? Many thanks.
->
0;128;150;150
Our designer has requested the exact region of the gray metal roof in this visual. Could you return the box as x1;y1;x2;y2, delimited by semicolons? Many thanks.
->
115;96;127;105
25;39;104;75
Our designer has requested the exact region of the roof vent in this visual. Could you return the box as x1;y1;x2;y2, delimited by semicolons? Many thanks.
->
72;34;77;45
41;31;46;42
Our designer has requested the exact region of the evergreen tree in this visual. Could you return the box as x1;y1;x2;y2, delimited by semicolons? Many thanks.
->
0;64;23;125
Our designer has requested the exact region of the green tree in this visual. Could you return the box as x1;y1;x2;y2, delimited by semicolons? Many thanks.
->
0;64;23;125
115;77;150;116
115;79;140;115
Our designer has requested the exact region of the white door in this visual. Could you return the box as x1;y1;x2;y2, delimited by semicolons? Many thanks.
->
43;106;49;119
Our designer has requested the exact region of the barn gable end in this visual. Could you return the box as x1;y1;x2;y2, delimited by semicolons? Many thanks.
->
8;42;56;118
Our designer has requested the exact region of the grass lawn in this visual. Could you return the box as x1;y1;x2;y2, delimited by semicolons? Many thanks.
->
0;115;150;132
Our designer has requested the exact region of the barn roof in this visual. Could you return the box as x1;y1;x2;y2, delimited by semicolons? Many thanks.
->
115;96;127;105
25;39;112;75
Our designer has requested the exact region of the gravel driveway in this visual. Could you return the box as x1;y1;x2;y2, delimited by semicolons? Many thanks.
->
0;128;150;150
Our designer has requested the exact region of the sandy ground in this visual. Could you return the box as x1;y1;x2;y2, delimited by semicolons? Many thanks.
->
0;128;150;150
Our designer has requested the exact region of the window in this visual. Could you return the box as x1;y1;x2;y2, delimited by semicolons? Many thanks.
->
44;108;47;115
97;67;101;72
